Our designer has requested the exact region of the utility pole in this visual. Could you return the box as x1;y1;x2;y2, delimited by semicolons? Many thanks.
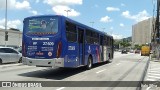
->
5;0;8;47
156;0;160;43
155;0;160;60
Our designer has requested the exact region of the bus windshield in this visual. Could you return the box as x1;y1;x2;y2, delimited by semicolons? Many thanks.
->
26;17;58;34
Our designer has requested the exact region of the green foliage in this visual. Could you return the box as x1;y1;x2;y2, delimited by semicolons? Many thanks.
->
114;39;131;48
151;54;156;59
119;41;131;48
134;44;142;50
114;40;121;46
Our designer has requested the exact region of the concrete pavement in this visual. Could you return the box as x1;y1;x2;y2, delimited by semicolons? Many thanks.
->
142;58;160;90
0;52;149;90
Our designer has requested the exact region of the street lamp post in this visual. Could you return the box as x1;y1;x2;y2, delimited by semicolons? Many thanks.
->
102;28;105;33
90;22;94;27
64;10;71;17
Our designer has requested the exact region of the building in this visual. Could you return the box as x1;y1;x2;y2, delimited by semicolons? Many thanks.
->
0;28;22;47
132;18;155;46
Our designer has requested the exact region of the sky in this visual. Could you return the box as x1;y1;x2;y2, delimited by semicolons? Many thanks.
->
0;0;155;39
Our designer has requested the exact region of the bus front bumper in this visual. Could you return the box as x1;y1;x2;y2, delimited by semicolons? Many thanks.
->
22;57;64;67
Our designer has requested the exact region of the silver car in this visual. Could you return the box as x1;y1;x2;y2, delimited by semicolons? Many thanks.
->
0;47;22;64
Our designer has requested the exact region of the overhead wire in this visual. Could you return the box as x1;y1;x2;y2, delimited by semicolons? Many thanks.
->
151;0;157;42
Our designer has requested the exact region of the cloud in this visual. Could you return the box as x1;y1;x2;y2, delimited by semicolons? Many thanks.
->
44;0;82;17
120;23;124;27
0;19;21;29
52;5;80;17
111;34;124;39
43;0;82;6
0;0;16;9
121;3;125;6
36;0;40;3
29;10;38;15
110;27;114;30
0;0;31;10
15;1;31;10
0;26;5;29
106;7;120;12
100;16;113;23
0;19;6;27
122;10;150;22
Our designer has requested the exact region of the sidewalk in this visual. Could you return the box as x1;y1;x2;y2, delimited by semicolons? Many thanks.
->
142;58;160;90
146;59;160;81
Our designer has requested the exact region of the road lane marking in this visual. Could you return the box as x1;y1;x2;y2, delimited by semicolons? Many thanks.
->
148;73;160;76
116;63;121;65
146;78;156;81
0;63;22;69
146;87;151;90
148;71;160;73
150;67;160;69
147;75;160;79
56;87;65;90
96;69;106;74
150;68;160;71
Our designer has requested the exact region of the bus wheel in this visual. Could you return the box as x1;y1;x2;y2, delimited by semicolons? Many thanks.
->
107;53;112;63
108;59;112;63
18;57;22;63
86;56;92;70
0;59;2;65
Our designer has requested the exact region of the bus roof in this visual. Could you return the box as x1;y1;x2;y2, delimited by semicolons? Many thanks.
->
63;16;113;38
24;15;113;39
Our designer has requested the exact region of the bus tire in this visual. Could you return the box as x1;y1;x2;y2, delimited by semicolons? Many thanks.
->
86;56;92;70
18;57;22;63
108;59;112;63
0;59;2;65
107;53;112;63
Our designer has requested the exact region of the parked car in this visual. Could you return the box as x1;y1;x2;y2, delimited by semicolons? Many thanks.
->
0;47;22;64
118;49;122;52
130;49;134;53
135;50;140;54
121;49;128;54
17;47;22;53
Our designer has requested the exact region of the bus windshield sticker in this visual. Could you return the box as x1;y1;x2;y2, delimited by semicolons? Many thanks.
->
32;38;49;40
29;19;41;30
28;46;37;51
41;47;53;51
27;17;58;34
68;46;75;50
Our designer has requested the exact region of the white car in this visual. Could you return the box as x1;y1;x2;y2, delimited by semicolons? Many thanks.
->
0;47;22;64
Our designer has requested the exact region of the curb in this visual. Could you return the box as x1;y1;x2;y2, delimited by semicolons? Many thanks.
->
0;63;23;69
137;56;150;90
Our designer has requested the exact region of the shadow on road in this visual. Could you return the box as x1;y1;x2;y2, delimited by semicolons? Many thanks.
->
18;62;109;80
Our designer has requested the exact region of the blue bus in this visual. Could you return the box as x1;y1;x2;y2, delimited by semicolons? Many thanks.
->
22;15;114;69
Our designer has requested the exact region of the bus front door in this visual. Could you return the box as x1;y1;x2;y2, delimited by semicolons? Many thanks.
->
100;35;104;61
78;28;85;65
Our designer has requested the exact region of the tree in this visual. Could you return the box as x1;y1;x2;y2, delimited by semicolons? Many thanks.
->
120;41;131;48
113;40;121;49
134;44;141;50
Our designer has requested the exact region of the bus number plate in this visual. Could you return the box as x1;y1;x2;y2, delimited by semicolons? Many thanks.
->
68;46;75;50
43;42;54;46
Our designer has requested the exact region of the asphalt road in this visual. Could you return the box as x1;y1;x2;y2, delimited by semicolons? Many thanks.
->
0;52;149;90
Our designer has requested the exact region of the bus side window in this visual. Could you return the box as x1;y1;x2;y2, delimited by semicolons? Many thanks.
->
66;21;77;42
104;36;107;46
86;30;92;44
86;30;100;45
